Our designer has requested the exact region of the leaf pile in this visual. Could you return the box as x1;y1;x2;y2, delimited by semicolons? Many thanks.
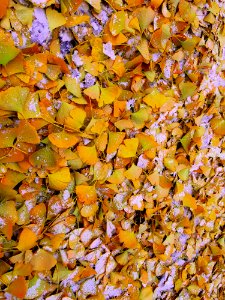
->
0;0;225;299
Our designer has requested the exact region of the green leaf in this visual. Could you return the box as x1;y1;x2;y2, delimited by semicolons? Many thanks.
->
0;41;20;65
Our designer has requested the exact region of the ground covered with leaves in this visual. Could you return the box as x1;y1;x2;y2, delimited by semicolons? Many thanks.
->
0;0;225;299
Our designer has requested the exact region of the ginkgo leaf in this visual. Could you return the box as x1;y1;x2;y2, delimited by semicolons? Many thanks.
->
143;90;169;108
124;164;142;180
0;87;29;113
210;117;225;135
77;145;98;165
0;128;17;148
119;230;140;248
85;0;101;12
1;170;26;189
109;11;126;36
133;6;155;31
84;84;100;100
137;133;158;150
46;8;66;31
99;86;121;107
31;249;57;271
48;167;71;190
29;147;57;169
107;132;125;154
0;40;20;65
48;131;80;148
137;38;150;60
17;228;37;251
118;138;139;158
64;76;81;97
7;276;27;299
80;203;98;217
0;0;9;19
76;185;97;204
17;121;40;144
139;286;153;300
131;108;149;128
182;194;197;210
179;82;197;99
107;168;125;184
65;107;86;130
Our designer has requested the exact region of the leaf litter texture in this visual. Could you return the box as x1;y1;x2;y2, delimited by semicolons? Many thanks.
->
0;0;225;299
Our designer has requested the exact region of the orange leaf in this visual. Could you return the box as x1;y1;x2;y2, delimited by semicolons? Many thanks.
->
17;228;37;251
48;131;80;148
17;121;40;144
0;0;9;19
119;230;140;248
31;249;57;271
7;276;27;299
77;145;98;165
182;194;197;210
76;185;97;204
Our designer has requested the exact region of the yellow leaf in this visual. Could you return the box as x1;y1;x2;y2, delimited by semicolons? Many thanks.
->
76;185;97;204
85;0;101;12
109;11;126;36
0;87;29;114
48;167;71;190
119;230;139;248
64;76;81;97
48;131;80;148
66;15;90;27
99;86;121;107
31;249;57;271
118;138;139;158
137;38;150;61
46;8;66;31
137;133;158;150
17;228;37;251
211;116;225;135
139;286;153;300
133;6;155;31
84;83;100;100
107;132;125;154
17;121;40;144
80;203;98;217
77;145;98;165
107;169;125;184
143;90;169;108
65;107;86;130
124;164;142;180
182;194;197;210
